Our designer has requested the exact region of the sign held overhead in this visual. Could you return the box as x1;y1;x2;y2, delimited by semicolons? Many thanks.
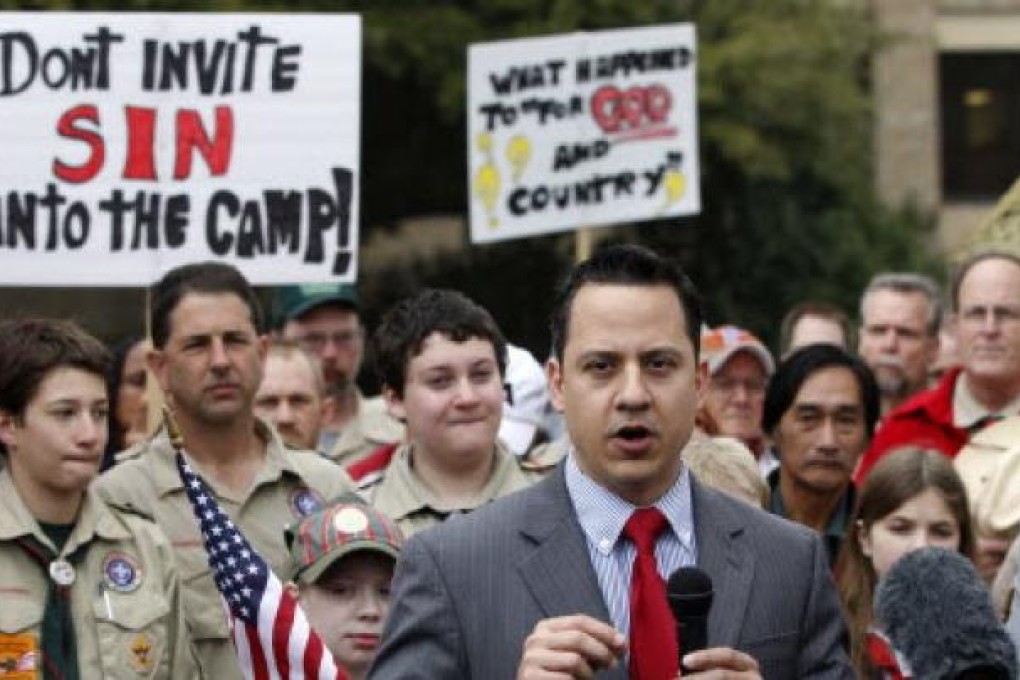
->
468;24;700;244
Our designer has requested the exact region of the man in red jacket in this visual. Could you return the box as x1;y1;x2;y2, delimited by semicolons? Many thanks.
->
856;251;1020;481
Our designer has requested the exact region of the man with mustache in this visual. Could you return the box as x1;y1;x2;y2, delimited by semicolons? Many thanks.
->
97;262;355;679
371;245;854;678
764;344;879;566
857;272;941;417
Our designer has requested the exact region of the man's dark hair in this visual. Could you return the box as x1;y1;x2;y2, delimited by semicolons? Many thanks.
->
778;301;853;357
762;343;880;438
0;318;110;418
950;250;1020;312
549;244;703;362
150;262;264;349
372;289;507;398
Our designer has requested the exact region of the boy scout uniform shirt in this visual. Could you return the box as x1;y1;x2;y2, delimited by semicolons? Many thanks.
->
322;393;404;466
96;419;355;680
359;441;545;537
0;469;199;679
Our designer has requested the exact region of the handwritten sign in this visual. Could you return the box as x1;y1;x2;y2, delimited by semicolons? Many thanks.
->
0;13;360;285
467;24;700;243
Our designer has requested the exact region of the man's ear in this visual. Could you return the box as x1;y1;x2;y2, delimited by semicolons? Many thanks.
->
546;357;565;413
695;360;708;402
146;346;170;393
383;386;407;423
0;410;17;451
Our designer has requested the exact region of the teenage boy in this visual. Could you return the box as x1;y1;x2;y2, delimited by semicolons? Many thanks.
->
361;288;546;536
0;318;197;678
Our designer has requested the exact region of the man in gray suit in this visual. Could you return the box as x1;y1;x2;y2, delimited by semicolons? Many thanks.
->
370;245;853;679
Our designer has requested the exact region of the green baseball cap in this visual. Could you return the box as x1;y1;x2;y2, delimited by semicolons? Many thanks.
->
274;283;359;326
285;498;404;585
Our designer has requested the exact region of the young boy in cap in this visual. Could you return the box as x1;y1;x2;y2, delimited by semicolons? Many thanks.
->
285;496;404;680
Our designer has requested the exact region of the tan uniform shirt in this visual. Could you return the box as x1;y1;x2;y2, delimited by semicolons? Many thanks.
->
323;393;404;467
0;470;199;679
96;420;354;680
360;441;543;537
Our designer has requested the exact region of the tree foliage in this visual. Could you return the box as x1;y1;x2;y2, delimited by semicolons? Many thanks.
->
4;0;939;353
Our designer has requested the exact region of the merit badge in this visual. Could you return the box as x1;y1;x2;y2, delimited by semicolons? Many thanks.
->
334;507;369;534
48;559;75;587
128;633;155;673
102;552;142;593
290;488;323;518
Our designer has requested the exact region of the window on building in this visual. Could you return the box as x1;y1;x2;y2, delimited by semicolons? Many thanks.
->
940;52;1020;199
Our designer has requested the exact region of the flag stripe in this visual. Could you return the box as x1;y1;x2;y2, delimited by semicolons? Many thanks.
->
173;451;344;680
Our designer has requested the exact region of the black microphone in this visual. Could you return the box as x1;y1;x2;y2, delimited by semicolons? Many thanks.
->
667;566;713;669
874;547;1018;679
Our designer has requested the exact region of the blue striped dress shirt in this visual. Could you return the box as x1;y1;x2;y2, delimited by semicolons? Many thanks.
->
564;451;697;639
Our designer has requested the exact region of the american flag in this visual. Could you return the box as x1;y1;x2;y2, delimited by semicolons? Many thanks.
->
174;450;345;680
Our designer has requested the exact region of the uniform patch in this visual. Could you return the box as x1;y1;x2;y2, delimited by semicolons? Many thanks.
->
0;632;37;678
102;552;143;593
334;507;369;534
128;633;155;673
290;488;323;518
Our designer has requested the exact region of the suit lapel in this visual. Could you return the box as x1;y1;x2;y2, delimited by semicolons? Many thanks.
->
693;480;754;648
517;467;612;623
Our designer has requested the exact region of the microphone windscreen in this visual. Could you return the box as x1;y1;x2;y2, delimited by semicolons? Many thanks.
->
874;547;1018;679
667;566;713;617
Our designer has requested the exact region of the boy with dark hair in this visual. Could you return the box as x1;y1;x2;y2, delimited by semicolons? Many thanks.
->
360;288;544;536
0;318;197;678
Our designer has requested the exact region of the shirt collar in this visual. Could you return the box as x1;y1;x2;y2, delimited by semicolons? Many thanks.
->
953;375;1020;429
147;418;296;497
0;468;130;550
381;441;519;520
564;447;695;557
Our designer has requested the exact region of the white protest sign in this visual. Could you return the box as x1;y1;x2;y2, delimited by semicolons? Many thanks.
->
467;24;700;243
0;12;360;285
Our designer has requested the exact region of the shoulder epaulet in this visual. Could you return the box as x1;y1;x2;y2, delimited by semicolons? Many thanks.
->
104;500;155;524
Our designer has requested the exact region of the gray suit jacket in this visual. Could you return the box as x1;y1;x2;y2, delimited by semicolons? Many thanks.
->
369;466;853;679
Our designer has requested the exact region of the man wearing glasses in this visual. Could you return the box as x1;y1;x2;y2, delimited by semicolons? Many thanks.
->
276;284;402;463
696;325;777;476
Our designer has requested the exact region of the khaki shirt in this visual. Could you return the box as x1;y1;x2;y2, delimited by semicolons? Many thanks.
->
323;393;404;467
96;420;354;680
0;470;199;679
361;441;542;536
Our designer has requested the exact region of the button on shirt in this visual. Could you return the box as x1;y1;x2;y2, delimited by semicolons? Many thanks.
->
564;452;697;638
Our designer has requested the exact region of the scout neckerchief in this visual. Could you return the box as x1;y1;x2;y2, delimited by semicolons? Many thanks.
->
15;521;87;680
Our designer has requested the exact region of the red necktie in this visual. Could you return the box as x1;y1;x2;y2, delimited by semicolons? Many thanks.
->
624;508;679;680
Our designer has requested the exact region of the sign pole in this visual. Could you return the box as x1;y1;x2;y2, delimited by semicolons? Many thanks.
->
575;227;594;263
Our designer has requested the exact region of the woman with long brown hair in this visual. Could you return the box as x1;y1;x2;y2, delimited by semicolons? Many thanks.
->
835;447;975;678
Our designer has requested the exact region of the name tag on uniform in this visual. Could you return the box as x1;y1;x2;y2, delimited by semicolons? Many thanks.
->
0;632;38;678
